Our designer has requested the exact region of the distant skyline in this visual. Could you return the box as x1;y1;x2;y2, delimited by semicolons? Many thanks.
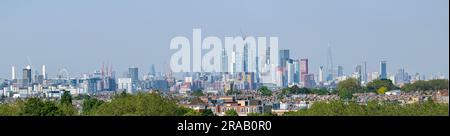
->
0;0;448;78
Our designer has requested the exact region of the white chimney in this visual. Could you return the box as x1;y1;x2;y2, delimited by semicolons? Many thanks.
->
42;65;46;79
12;66;15;80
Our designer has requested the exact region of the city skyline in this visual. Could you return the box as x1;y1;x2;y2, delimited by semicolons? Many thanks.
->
0;0;448;78
2;54;447;82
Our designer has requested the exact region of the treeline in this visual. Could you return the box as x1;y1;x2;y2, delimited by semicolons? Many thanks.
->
337;78;400;99
401;79;449;92
0;91;216;116
84;92;218;116
275;78;399;99
336;78;449;99
284;100;449;116
0;91;76;116
280;85;330;96
90;92;182;116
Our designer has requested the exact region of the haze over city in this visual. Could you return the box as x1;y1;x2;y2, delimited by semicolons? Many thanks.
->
0;0;448;78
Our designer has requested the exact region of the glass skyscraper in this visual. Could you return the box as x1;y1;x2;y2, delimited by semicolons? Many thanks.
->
279;49;290;68
380;61;387;80
128;67;139;83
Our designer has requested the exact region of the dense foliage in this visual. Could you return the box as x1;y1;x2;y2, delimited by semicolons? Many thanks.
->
225;109;239;116
247;112;276;116
91;93;183;116
337;78;361;100
191;89;205;97
81;95;104;115
1;79;448;116
258;86;272;96
402;79;449;92
366;79;398;92
0;100;23;116
284;100;449;116
0;97;76;116
281;85;330;95
201;109;215;116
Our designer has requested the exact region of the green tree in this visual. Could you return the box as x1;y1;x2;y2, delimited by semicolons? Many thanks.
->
289;85;301;94
225;109;239;116
183;109;201;116
428;79;449;90
59;91;76;116
279;88;290;97
284;100;449;116
191;89;204;97
402;79;449;92
247;112;276;116
201;109;215;116
21;98;63;116
281;86;328;95
299;87;310;94
258;86;272;96
377;87;388;95
60;91;72;106
337;78;361;100
0;100;23;116
174;107;190;116
225;89;240;95
21;98;45;116
93;93;182;116
58;103;76;116
309;88;329;95
82;96;104;115
366;79;397;92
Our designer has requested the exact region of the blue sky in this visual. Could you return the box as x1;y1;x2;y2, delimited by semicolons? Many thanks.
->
0;0;448;78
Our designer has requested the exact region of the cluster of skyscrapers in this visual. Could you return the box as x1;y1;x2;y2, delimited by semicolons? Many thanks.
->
0;47;447;98
276;49;315;88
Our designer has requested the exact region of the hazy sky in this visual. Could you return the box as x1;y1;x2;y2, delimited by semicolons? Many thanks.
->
0;0;448;79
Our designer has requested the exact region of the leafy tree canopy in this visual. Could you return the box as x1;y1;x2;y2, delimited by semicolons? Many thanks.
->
225;109;239;116
258;86;272;96
337;78;361;100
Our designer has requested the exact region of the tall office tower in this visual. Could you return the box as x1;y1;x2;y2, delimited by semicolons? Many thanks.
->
33;70;39;83
42;65;47;80
304;74;316;88
255;56;260;83
150;64;156;76
354;64;362;82
326;44;334;81
276;67;284;87
128;67;139;83
221;47;228;73
243;44;249;72
380;60;387;79
265;46;271;64
300;58;309;83
286;59;294;85
279;49;290;68
230;48;236;74
337;65;344;77
318;66;324;82
293;60;300;83
234;45;244;73
12;66;16;80
23;65;32;86
395;68;408;85
111;71;116;79
361;62;367;83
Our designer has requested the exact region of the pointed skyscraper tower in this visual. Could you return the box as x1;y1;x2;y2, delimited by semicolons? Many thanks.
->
326;42;334;81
